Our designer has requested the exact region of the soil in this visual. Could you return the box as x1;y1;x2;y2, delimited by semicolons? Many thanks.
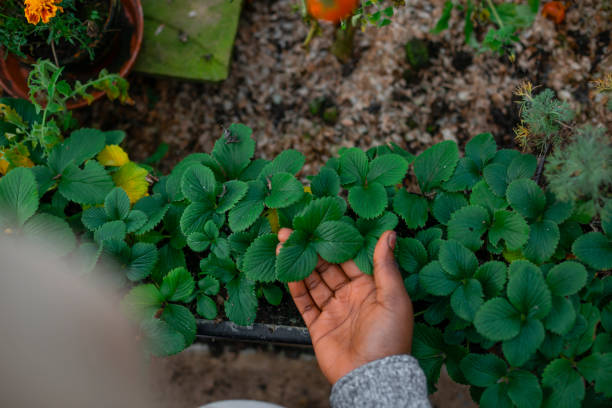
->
149;343;476;408
74;0;611;177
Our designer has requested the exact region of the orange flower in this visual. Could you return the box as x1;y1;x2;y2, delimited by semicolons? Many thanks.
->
24;0;63;25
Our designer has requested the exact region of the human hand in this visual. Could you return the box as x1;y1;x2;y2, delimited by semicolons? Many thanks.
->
276;228;414;385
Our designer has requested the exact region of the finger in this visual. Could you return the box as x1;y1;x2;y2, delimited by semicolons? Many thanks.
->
372;231;405;301
278;228;293;243
304;270;334;309
276;228;294;256
316;259;350;291
339;259;367;280
288;281;320;327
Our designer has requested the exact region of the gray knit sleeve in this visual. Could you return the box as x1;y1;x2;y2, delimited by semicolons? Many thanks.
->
329;355;431;408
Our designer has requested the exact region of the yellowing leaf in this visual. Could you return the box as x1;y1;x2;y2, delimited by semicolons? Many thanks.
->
98;145;129;167
303;186;312;194
266;209;280;233
112;162;149;204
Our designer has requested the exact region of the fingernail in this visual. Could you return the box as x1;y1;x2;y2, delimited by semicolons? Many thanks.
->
387;231;396;250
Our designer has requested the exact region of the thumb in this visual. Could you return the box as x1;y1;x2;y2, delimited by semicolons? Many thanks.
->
372;231;404;301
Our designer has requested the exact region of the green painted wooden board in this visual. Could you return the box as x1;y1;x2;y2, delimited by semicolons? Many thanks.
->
134;0;243;81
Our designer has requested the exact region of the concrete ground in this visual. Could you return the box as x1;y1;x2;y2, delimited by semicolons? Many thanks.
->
149;343;477;408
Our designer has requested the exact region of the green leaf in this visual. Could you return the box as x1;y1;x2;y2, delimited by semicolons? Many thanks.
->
160;267;195;302
439;240;478;278
577;353;612;398
243;234;279;282
396;237;428;273
603;302;612;333
200;254;236;284
466;133;497;170
225;274;257;326
442;157;480;191
348;182;387;219
94;220;126;243
258;149;305;179
507;179;546;220
414;140;459;192
474;297;521;341
474;261;507;298
180;201;215;235
196;295;218;319
502;318;545;366
356;212;398;239
542;359;585;408
339;147;368;186
217;180;248;213
431;1;453;33
48;128;106;174
125;210;147;233
228;180;266;232
31;165;55;196
523;220;560;264
140;318;185;357
544;195;573;224
433;192;468;225
199;276;220;296
121;284;164;321
181;164;216;203
293;196;345;233
544;296;576;335
23;213;76;257
264;172;303;209
313;220;363;263
211;123;255;179
480;383;513;408
59;161;114;205
460;353;506;387
419;261;460;296
132;194;170;233
507;260;551;319
507;370;543;408
161;304;196;348
276;230;318;282
393;190;428;229
507;154;537;181
483;163;510;197
310;167;341;197
104;187;131;220
262;284;284;306
451;279;484;321
572;232;612;270
0;167;38;228
546;261;587;296
127;243;158;281
488;210;530;251
470;180;507;216
412;323;445;391
447;205;490;251
367;154;408;186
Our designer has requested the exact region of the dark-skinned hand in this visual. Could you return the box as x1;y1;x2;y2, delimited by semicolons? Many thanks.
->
276;228;414;385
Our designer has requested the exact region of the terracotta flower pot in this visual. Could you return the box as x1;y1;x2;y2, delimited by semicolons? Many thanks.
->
0;0;143;110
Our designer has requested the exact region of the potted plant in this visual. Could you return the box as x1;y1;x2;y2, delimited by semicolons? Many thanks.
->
0;0;143;108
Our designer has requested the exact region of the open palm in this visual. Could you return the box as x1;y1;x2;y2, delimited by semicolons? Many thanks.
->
277;228;414;384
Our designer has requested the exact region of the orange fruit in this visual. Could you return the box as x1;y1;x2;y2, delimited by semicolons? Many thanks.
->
307;0;359;23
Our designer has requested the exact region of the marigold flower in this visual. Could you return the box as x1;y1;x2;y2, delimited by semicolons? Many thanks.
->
24;0;63;25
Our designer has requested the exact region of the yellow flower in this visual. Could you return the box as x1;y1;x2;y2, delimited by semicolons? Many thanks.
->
24;0;63;25
112;162;149;204
97;145;130;167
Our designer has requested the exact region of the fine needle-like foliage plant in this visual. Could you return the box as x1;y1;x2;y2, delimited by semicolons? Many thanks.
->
0;73;611;407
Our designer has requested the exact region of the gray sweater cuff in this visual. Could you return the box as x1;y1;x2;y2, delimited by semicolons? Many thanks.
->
329;355;431;408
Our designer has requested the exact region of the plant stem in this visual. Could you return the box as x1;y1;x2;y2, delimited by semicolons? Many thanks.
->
303;20;318;48
535;142;551;186
485;0;504;29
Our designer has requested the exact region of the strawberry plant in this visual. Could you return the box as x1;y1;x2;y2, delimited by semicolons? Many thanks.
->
1;76;612;407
